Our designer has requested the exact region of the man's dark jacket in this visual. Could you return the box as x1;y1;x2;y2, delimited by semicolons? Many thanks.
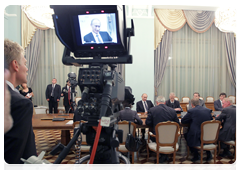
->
4;86;37;163
136;100;154;112
181;105;213;147
146;104;179;135
216;105;236;141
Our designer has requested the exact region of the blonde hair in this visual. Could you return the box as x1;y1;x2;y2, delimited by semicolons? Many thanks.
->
4;39;25;68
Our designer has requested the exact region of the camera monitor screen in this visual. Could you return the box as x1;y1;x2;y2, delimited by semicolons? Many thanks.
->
78;13;118;45
73;13;121;47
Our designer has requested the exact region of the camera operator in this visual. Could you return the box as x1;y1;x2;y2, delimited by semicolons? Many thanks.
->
118;88;142;125
61;80;74;113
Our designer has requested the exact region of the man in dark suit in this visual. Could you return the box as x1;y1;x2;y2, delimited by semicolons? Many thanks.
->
61;80;73;113
136;93;154;113
165;92;182;111
136;93;154;140
4;39;37;163
214;92;226;111
84;18;112;43
45;78;61;113
181;98;213;162
188;92;206;110
146;96;179;163
216;98;236;157
118;100;143;125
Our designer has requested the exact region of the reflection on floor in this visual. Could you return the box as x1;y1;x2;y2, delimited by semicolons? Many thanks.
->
34;130;235;164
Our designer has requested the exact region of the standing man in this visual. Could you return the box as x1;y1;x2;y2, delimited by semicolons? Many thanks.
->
4;39;37;163
216;98;236;157
146;96;179;163
84;18;112;43
45;78;61;113
214;93;227;111
136;93;154;140
165;92;182;111
61;80;73;113
188;92;206;110
181;98;213;162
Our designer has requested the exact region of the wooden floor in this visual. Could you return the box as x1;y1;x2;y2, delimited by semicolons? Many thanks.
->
34;130;236;164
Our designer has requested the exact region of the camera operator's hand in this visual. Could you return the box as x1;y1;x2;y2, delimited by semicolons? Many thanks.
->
47;99;49;101
57;99;60;102
61;93;63;96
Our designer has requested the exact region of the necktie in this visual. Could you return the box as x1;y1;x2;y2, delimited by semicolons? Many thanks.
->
144;101;148;111
96;34;102;43
68;87;71;100
51;84;55;97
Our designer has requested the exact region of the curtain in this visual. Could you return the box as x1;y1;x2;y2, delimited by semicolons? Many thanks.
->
183;10;215;33
154;11;166;49
154;9;186;32
25;29;43;88
21;9;37;49
157;23;235;101
224;33;236;88
31;29;83;107
154;30;172;97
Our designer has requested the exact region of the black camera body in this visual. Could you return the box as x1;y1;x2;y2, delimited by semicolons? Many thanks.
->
50;5;134;164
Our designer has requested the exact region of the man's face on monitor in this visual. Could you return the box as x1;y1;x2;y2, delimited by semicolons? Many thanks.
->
91;19;101;34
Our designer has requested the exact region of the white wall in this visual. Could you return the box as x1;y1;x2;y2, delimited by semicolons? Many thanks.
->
125;18;155;110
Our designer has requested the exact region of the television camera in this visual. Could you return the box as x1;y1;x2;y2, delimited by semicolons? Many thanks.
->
23;5;135;164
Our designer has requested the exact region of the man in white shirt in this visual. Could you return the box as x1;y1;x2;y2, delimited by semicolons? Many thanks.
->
84;18;112;44
45;78;61;113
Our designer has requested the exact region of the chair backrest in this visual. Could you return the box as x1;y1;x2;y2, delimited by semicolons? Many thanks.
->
206;96;214;102
75;97;82;106
118;121;136;143
181;97;190;103
155;121;179;147
73;121;88;144
174;97;179;101
228;95;236;104
201;120;221;144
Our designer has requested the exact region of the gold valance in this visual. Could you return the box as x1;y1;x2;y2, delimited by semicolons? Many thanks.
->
154;9;186;32
21;10;37;49
154;12;166;49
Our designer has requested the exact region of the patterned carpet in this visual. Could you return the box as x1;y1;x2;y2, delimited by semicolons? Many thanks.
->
34;130;235;164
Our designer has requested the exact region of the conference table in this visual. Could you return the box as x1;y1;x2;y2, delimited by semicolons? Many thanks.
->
32;114;74;145
32;111;219;145
180;102;215;112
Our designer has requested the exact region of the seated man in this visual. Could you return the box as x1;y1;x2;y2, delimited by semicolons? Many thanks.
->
214;92;226;111
146;96;179;163
181;98;213;162
165;92;182;111
118;100;143;125
216;98;236;157
188;92;206;110
136;93;154;140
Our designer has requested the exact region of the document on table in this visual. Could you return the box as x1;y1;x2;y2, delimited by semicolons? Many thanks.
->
66;120;73;125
